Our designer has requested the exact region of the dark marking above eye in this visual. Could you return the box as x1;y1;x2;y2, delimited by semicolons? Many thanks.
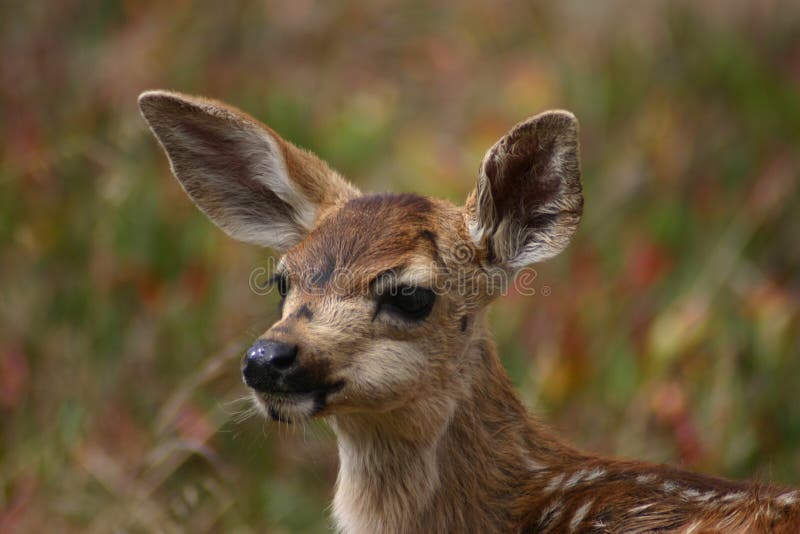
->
418;229;444;266
310;256;337;287
292;304;314;321
283;192;440;293
460;315;469;332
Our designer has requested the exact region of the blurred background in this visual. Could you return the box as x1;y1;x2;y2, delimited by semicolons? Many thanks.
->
1;0;799;532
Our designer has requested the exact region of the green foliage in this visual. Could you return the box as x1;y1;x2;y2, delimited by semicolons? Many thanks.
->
1;1;799;531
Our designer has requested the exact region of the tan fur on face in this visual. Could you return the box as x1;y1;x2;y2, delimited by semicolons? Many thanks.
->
140;91;800;534
267;193;481;417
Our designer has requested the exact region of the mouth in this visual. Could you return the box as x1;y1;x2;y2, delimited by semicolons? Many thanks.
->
251;381;345;424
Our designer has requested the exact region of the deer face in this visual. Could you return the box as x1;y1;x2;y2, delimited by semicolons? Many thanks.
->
139;91;582;423
253;193;485;422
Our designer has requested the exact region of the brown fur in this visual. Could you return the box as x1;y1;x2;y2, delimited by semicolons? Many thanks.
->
140;91;800;533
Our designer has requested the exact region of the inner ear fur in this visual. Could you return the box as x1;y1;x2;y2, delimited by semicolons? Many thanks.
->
138;90;359;251
465;110;583;269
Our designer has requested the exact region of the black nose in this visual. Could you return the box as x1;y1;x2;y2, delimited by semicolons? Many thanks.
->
242;339;298;390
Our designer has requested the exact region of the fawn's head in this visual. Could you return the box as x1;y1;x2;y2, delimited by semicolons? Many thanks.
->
139;91;583;424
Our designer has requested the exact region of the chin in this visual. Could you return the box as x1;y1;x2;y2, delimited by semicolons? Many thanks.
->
251;387;341;424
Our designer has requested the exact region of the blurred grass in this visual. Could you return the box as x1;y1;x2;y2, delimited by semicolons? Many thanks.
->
1;1;799;532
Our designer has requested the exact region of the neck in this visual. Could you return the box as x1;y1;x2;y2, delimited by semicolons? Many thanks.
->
328;322;582;533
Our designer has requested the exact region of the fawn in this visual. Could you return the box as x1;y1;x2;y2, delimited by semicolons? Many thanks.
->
139;90;799;533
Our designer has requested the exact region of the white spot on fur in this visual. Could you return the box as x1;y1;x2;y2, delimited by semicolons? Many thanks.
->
538;501;564;532
524;457;547;471
776;491;799;506
662;481;679;492
636;473;657;484
564;469;588;489
583;467;606;482
569;499;594;532
515;443;547;472
694;491;716;502
630;502;655;514
544;473;565;493
722;491;746;502
681;488;700;499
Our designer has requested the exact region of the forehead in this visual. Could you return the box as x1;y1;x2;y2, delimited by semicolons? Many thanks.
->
284;193;451;288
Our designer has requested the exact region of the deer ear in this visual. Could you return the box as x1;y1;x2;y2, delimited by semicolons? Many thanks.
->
464;110;583;269
138;90;359;251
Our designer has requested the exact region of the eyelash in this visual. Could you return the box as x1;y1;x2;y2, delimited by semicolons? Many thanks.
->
271;274;434;321
377;285;436;321
276;274;289;298
272;273;289;312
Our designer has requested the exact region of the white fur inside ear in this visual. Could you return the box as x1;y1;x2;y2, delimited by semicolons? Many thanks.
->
163;118;316;249
140;90;325;251
249;128;317;233
223;218;304;251
507;235;561;269
468;110;583;269
467;215;485;246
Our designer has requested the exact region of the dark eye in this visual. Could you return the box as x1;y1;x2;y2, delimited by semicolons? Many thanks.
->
272;273;290;299
378;286;436;320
